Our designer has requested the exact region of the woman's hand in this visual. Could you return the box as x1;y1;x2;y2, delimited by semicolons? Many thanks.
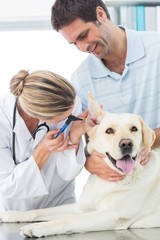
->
33;129;78;169
39;129;78;152
69;110;88;145
85;150;125;182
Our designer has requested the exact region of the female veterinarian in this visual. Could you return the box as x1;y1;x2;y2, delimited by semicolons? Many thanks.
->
0;70;87;211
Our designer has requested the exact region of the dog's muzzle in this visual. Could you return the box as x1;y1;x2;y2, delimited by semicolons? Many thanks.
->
106;152;136;174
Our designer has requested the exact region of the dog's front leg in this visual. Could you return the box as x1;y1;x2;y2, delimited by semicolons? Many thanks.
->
0;203;80;223
20;210;118;237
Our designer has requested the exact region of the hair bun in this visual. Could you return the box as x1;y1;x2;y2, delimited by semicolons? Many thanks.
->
9;70;29;96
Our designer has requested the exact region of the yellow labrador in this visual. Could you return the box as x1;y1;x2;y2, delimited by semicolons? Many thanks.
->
0;93;160;238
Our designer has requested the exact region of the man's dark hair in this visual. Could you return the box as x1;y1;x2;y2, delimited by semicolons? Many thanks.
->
51;0;110;31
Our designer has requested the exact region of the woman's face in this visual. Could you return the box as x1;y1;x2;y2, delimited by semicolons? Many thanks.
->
46;104;75;124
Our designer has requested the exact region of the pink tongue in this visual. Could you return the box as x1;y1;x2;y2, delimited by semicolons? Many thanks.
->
116;155;135;174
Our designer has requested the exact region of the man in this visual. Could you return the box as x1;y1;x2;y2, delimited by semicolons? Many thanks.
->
51;0;160;181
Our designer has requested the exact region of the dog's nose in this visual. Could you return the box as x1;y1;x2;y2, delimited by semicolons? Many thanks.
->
119;139;133;154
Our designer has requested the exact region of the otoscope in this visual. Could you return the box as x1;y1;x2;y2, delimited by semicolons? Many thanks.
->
54;115;83;138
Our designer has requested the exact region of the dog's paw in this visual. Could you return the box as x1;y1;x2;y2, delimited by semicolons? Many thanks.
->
20;221;68;237
20;222;54;238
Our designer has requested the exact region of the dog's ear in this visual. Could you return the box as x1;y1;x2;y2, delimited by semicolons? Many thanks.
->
84;92;105;134
138;116;155;149
87;92;105;122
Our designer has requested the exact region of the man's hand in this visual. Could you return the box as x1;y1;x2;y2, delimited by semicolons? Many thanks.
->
85;150;125;182
139;148;150;165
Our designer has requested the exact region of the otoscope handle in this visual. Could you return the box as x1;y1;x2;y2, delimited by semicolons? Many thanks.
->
53;115;83;139
54;123;68;138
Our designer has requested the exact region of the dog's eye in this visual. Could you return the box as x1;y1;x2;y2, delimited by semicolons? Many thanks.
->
130;126;138;132
106;128;114;134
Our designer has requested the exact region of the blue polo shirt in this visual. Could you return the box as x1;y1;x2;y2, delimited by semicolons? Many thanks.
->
71;28;160;129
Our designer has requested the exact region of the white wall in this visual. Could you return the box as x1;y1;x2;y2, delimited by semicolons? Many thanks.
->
0;0;87;89
0;30;86;94
0;0;54;18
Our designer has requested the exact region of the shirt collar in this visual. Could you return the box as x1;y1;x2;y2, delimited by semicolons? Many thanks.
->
125;27;145;64
90;27;145;78
90;55;109;78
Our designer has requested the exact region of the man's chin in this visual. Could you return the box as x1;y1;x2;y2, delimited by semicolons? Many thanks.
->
92;53;101;59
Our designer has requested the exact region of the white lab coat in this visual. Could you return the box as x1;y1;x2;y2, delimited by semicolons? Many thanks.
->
0;93;86;211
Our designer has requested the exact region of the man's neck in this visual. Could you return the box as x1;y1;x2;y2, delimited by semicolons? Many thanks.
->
102;57;126;74
103;27;127;74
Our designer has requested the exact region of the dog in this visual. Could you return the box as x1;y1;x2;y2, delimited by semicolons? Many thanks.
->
0;93;160;238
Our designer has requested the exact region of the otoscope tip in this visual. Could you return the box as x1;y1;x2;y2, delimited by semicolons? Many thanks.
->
69;115;83;121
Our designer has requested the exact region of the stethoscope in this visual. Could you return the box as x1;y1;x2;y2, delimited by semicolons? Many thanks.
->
12;102;49;164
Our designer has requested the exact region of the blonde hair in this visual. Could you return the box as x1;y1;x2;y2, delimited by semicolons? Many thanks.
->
10;70;76;120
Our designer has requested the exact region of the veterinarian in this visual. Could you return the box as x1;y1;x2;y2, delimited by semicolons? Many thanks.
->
51;0;160;181
0;69;87;211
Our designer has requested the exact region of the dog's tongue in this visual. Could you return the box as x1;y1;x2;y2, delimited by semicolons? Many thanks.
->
116;155;135;174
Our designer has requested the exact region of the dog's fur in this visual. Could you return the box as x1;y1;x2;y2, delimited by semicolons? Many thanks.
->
1;94;160;238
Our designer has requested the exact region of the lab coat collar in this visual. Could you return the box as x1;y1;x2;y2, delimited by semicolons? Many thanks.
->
13;110;32;142
1;93;16;125
90;27;145;78
3;93;46;146
13;112;47;143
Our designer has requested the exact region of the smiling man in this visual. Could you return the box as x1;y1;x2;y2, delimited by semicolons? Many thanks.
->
51;0;160;182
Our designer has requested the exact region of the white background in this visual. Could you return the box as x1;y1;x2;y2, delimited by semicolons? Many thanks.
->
0;30;86;94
